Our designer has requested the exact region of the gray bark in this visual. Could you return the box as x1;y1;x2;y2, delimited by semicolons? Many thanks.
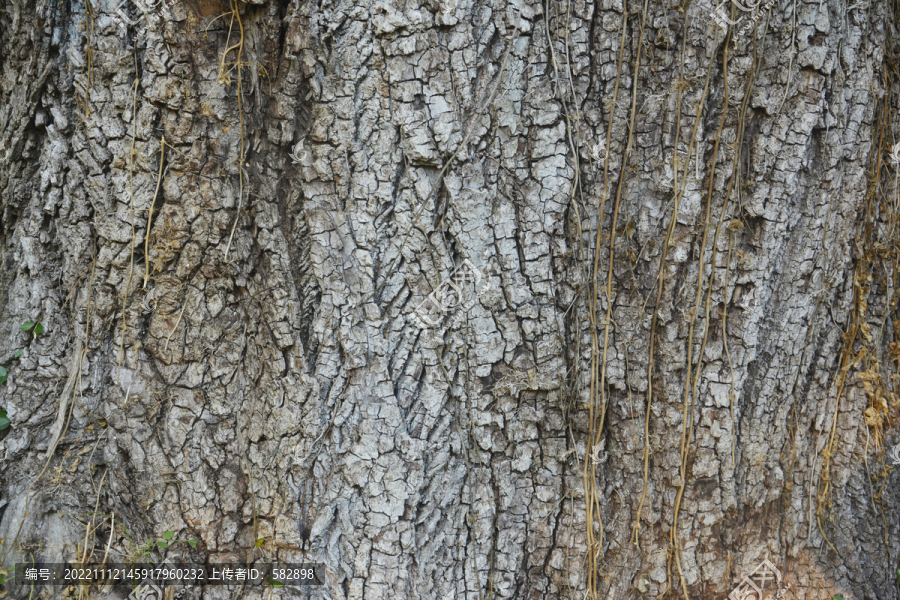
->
0;0;898;599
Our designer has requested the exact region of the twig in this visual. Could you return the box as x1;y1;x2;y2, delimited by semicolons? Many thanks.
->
144;137;167;288
118;79;140;385
165;294;189;352
723;229;739;469
102;512;115;566
80;468;108;565
223;0;247;262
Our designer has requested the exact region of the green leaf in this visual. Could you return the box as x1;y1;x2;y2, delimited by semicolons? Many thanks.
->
14;349;22;358
156;541;168;548
266;577;283;587
834;596;844;600
187;539;198;548
0;412;9;431
162;531;175;540
19;321;34;332
34;323;44;336
0;366;7;386
255;537;265;548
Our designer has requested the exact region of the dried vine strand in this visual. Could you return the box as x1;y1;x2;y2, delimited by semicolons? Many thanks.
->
118;78;140;385
581;0;629;592
144;137;167;289
632;0;705;548
669;26;723;600
223;0;247;262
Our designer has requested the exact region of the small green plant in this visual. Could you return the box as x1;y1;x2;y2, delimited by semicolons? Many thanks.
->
133;531;198;561
0;565;18;594
19;321;43;338
266;577;283;587
0;320;48;433
834;595;844;600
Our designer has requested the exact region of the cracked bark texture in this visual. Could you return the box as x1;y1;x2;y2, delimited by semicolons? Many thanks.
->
0;0;899;598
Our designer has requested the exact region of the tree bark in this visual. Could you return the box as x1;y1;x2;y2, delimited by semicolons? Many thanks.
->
0;0;898;599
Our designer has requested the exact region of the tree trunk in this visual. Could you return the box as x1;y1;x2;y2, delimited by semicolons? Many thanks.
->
0;0;898;598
